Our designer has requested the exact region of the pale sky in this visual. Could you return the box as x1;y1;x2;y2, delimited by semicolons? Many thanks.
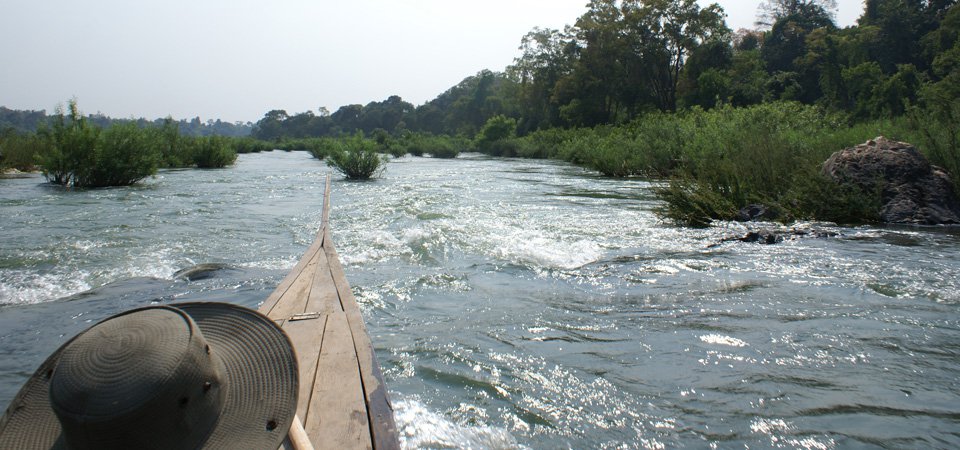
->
0;1;863;123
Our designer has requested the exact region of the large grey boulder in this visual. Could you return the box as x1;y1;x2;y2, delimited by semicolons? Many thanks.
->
822;137;960;225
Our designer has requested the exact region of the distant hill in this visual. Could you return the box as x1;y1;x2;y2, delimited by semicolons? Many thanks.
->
0;106;253;137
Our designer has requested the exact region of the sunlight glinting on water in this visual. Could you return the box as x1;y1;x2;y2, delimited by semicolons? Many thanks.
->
2;152;959;448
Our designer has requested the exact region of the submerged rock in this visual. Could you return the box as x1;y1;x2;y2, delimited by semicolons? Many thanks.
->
822;137;960;225
736;204;780;222
173;263;234;281
719;226;840;245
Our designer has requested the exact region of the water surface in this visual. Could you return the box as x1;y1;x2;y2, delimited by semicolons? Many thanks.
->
1;151;958;448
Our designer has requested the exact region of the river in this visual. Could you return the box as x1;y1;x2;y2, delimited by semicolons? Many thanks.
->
1;151;958;449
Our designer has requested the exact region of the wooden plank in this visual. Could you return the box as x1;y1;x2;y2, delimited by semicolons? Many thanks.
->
260;239;324;316
267;250;322;320
262;176;398;449
281;314;328;421
305;250;341;315
304;311;372;450
260;178;331;315
323;230;399;450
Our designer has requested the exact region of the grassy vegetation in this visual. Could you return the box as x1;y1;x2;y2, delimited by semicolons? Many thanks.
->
468;102;942;226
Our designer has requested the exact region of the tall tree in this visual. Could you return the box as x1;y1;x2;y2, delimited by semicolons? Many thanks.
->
509;27;577;131
756;0;837;28
622;0;730;111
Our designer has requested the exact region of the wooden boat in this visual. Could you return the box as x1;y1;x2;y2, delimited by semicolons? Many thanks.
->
258;177;399;450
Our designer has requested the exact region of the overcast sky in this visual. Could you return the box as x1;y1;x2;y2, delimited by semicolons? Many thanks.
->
0;1;863;123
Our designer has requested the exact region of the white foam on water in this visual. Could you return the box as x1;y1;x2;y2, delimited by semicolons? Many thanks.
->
393;398;524;450
402;226;434;245
0;245;188;305
241;255;299;271
0;270;92;305
494;232;602;270
699;334;749;347
341;230;409;265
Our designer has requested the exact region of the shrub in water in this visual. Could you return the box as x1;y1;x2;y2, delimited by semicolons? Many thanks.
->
0;130;47;171
306;138;339;160
38;100;101;186
79;122;160;187
190;135;237;168
326;132;386;180
151;118;192;168
229;137;273;154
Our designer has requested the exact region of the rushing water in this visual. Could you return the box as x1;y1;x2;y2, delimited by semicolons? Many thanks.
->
1;151;959;449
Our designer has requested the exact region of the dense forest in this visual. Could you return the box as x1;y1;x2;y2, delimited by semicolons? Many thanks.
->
249;0;959;140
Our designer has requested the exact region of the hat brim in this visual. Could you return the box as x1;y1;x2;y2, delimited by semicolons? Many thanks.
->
0;302;299;450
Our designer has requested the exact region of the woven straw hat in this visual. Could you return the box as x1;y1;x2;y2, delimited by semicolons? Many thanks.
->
0;302;299;450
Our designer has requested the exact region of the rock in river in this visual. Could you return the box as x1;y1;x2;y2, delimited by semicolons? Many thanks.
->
822;137;960;225
173;263;234;281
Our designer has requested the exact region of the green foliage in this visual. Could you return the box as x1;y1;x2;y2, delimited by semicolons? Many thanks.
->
649;102;900;225
475;115;518;155
0;130;47;171
326;132;386;180
228;137;274;154
397;133;462;158
80;122;160;187
513;128;578;159
514;102;904;225
151;118;192;168
188;136;237;169
238;0;955;144
654;178;739;227
37;105;161;188
911;83;960;194
38;100;102;186
295;137;338;160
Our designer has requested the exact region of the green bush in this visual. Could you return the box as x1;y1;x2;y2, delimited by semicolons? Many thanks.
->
651;103;892;226
151;118;192;168
425;135;461;158
326;133;386;180
38;100;102;186
304;137;338;160
189;136;237;168
556;126;614;165
514;128;577;159
475;115;517;155
35;100;161;187
0;130;47;171
396;133;461;158
654;178;739;227
911;84;960;195
80;122;160;187
227;137;273;154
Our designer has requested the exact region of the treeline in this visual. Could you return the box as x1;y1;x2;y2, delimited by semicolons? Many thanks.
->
246;0;960;225
0;106;254;137
252;0;960;140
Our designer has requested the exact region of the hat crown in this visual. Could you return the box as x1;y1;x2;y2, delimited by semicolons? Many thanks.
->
49;307;225;450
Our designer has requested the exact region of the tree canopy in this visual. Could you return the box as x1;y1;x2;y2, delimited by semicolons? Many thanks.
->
247;0;960;140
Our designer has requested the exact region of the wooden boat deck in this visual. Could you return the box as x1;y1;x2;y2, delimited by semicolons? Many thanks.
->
259;177;398;450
